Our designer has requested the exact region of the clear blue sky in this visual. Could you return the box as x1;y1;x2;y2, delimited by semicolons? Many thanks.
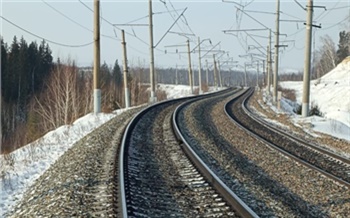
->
1;0;349;72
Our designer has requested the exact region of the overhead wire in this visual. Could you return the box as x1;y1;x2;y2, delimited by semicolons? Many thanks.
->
42;0;118;41
168;0;196;42
0;15;94;48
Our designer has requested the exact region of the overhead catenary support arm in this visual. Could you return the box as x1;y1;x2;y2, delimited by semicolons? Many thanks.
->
154;8;188;48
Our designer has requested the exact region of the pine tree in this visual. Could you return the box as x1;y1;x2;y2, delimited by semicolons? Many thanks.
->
112;59;122;86
336;30;350;64
1;37;8;95
5;36;20;102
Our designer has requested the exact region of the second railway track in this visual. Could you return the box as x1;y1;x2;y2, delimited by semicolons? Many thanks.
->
226;88;350;187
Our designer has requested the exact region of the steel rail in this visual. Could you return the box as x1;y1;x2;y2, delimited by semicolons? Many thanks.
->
119;96;194;217
225;88;350;188
243;94;350;165
119;88;233;217
172;88;259;218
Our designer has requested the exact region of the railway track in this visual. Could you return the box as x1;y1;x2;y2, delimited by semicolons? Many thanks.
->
225;88;350;188
118;90;257;217
175;88;339;216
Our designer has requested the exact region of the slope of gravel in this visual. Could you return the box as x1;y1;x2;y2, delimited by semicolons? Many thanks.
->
7;107;143;217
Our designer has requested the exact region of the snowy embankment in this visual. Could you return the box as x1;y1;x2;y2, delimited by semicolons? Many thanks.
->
0;110;128;217
279;58;350;141
0;84;199;217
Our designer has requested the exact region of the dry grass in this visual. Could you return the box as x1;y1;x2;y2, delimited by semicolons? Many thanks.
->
278;85;296;101
342;56;350;64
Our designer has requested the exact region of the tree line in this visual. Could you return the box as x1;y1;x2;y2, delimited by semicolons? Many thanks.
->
313;30;350;79
1;36;127;153
1;35;169;154
1;36;53;152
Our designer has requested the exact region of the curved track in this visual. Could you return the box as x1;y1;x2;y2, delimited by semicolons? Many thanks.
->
225;88;350;188
118;90;255;217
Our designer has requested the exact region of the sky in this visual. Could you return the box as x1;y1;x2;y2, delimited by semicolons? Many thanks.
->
1;0;349;72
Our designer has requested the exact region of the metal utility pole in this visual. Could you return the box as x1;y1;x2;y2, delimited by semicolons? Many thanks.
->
93;0;101;114
205;59;209;86
256;61;259;88
187;40;193;94
198;37;203;94
149;0;156;103
121;30;130;108
262;60;266;86
213;54;218;90
218;60;223;88
244;63;247;87
273;0;280;103
175;64;178;85
267;29;272;94
302;0;313;117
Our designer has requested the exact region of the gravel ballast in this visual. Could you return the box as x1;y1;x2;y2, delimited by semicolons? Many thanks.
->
7;107;143;217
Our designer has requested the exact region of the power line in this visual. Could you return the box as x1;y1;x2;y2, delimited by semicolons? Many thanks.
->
319;16;349;30
77;0;190;64
78;0;150;46
0;15;94;48
293;0;306;11
42;0;118;41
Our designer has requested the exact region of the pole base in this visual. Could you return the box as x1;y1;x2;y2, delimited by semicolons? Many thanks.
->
94;89;101;114
125;88;130;108
149;91;157;103
302;103;309;117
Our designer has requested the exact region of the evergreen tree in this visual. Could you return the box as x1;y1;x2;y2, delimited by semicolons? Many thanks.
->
1;37;8;96
5;36;20;102
112;59;122;86
336;30;350;64
18;37;30;110
28;41;38;94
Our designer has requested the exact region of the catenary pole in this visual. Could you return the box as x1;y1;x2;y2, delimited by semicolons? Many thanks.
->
273;0;280;103
256;60;259;88
175;63;178;85
149;0;157;102
187;40;193;94
267;29;272;94
302;0;313;117
198;37;203;94
93;0;101;114
244;63;247;87
213;54;218;90
121;30;130;108
205;59;209;86
218;60;223;88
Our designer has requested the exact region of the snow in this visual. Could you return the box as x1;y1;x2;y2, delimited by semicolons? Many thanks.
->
278;58;350;141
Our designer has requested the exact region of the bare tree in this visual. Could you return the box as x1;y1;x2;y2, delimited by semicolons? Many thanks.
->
314;35;337;78
33;59;90;130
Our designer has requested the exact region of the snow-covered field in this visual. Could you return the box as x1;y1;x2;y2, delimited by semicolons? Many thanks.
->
279;58;350;141
1;62;349;217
